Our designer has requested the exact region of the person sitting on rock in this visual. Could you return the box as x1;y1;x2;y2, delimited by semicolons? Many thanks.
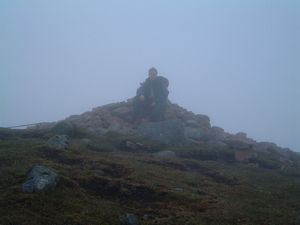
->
134;67;169;122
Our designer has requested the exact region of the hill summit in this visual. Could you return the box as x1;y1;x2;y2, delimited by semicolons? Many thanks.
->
34;99;294;166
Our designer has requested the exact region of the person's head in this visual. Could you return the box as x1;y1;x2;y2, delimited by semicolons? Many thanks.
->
148;67;158;79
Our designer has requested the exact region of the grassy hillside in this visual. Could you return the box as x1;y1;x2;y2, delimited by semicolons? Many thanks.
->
0;128;300;225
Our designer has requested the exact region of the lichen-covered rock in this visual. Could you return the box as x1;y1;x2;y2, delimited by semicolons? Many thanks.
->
22;165;59;193
46;135;69;150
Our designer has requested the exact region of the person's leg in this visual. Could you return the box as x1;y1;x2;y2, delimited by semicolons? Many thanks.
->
132;97;144;121
133;97;151;123
151;99;167;122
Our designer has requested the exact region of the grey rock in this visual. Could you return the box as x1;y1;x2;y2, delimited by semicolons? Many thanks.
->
120;213;139;225
155;150;176;158
227;140;253;150
124;141;139;150
207;140;228;149
22;165;59;193
235;132;247;140
111;106;131;118
124;140;145;149
255;142;279;152
185;119;200;128
195;114;211;128
46;135;69;150
137;120;185;145
185;127;208;141
209;126;227;141
174;187;184;192
122;140;151;151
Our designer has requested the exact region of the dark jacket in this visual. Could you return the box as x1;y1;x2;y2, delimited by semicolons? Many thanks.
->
139;76;169;102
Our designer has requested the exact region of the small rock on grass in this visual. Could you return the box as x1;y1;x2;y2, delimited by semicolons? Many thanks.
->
22;165;59;193
46;135;69;150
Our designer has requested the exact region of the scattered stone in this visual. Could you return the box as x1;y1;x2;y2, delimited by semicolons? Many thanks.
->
123;140;147;150
185;127;208;141
137;120;185;145
207;140;228;149
174;187;184;192
210;126;227;141
124;140;139;150
46;135;69;150
111;105;131;119
27;97;293;156
235;132;247;140
227;140;253;150
22;165;59;193
120;213;139;225
185;119;199;128
195;114;211;128
121;140;151;152
255;142;279;153
155;150;176;158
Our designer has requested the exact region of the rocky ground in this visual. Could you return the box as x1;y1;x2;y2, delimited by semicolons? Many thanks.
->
0;101;300;225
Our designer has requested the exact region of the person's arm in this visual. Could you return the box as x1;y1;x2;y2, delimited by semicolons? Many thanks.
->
158;77;169;98
136;82;144;96
137;80;148;101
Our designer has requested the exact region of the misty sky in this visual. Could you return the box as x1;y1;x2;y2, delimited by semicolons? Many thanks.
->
1;0;299;151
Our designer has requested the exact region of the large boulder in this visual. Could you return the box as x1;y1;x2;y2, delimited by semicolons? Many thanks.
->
185;127;209;142
209;126;227;141
22;165;59;193
194;114;211;128
46;135;69;150
136;120;186;145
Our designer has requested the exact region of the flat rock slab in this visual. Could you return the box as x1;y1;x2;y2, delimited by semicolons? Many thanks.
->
22;165;59;193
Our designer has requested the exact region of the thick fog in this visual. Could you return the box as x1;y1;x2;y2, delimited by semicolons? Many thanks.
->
1;1;299;151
